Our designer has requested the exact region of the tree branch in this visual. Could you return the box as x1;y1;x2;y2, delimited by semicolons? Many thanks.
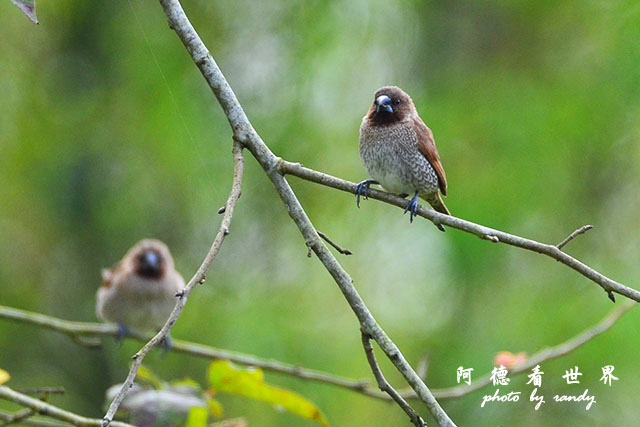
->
157;1;454;425
0;304;383;398
361;332;425;427
405;300;635;400
16;389;65;397
101;142;244;426
0;412;66;427
278;161;640;303
317;231;352;255
557;225;593;250
0;386;132;427
0;299;632;405
0;407;36;426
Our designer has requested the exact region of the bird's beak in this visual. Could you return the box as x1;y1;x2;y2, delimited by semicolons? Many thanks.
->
375;95;394;113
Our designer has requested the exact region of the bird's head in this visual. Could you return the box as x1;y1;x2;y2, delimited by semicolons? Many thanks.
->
367;86;416;125
129;239;173;280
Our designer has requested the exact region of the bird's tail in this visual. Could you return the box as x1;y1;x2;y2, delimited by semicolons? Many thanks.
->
424;193;450;232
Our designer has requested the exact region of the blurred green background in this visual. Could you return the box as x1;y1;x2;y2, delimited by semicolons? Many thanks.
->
1;0;640;425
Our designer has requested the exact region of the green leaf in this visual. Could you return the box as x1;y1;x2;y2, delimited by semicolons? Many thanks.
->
0;369;9;385
137;365;164;389
10;0;38;24
208;361;328;426
185;406;208;427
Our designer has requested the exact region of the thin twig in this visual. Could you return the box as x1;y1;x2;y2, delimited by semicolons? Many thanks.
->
317;231;352;255
0;386;131;427
278;161;640;303
101;142;244;426
557;225;593;250
0;411;66;427
361;332;425;427
0;384;66;426
413;300;635;400
0;407;36;426
17;388;65;396
0;300;632;402
157;1;454;425
0;412;68;427
69;335;102;349
0;305;382;398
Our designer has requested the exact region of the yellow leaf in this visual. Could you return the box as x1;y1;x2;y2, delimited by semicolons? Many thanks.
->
0;369;9;385
137;365;164;389
207;398;223;417
185;406;208;427
208;361;328;426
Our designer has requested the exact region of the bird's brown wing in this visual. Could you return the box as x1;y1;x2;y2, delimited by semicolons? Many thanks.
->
413;117;447;196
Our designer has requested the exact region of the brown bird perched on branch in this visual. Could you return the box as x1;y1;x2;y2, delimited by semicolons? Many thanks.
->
96;239;185;346
357;86;450;231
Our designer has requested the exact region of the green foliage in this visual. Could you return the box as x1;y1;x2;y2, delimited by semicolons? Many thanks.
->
185;407;208;427
137;364;166;389
208;361;328;426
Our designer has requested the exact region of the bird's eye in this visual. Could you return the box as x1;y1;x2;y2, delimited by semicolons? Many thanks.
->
394;99;401;105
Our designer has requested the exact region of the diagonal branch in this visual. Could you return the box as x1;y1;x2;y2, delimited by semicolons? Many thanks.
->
278;161;640;303
408;299;635;400
101;142;244;426
157;1;454;425
317;231;352;255
0;407;36;426
0;304;381;398
361;332;424;427
0;412;64;427
557;225;593;250
0;386;132;427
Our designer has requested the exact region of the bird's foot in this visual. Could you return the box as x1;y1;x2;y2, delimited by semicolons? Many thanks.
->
403;191;420;223
355;180;379;208
116;323;131;346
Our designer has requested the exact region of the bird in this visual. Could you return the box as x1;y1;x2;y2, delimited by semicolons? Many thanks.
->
96;239;185;346
357;86;450;231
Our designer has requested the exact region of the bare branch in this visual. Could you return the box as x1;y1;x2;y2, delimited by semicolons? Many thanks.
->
156;1;454;424
317;231;352;255
0;407;36;426
0;304;387;398
17;388;65;396
0;386;132;427
414;300;635;400
279;161;640;303
0;299;633;404
557;225;593;250
361;332;425;427
101;142;244;426
0;411;66;427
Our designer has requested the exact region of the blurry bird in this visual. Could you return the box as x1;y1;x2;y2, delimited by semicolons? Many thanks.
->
96;239;184;346
357;86;450;231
